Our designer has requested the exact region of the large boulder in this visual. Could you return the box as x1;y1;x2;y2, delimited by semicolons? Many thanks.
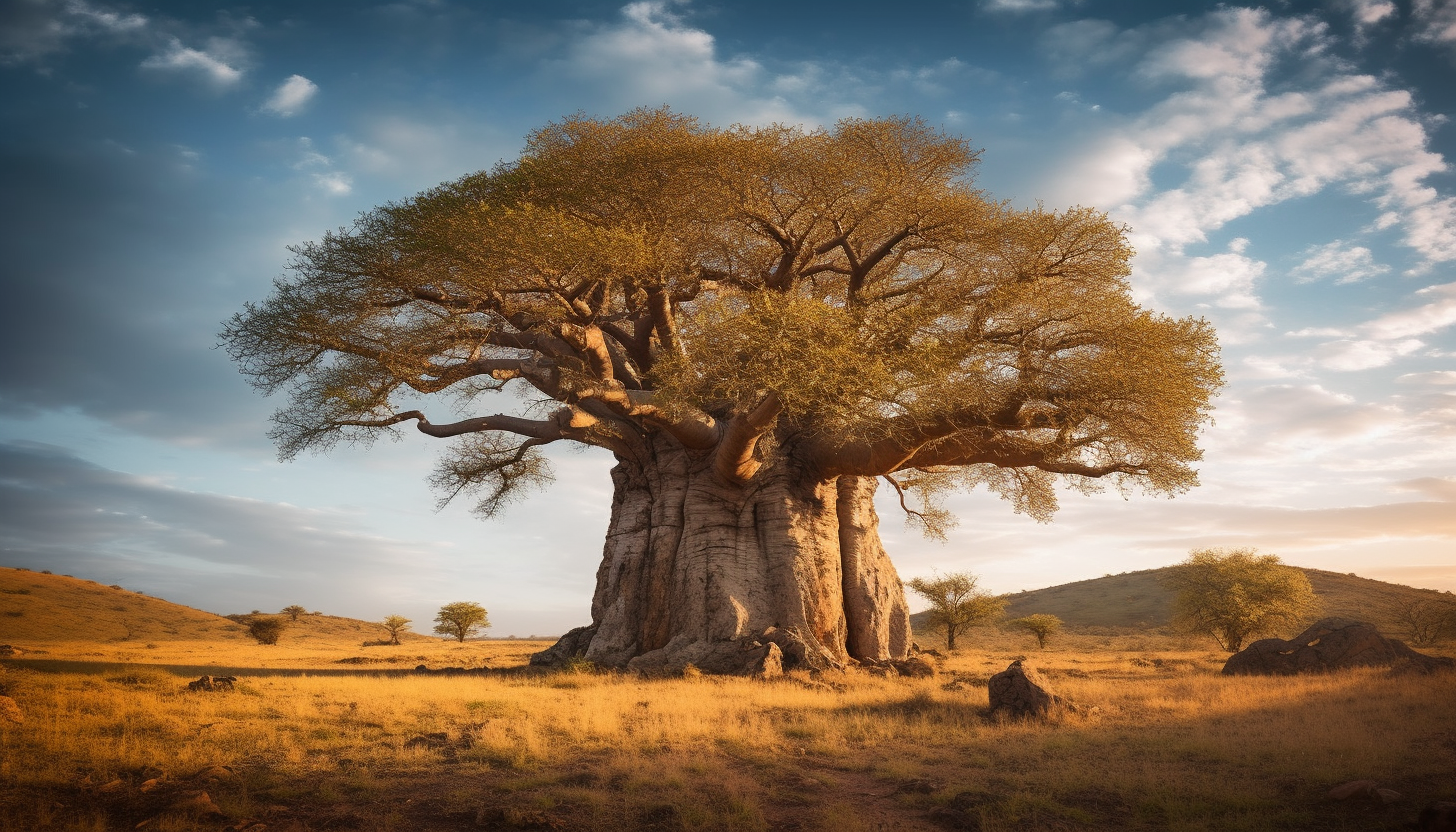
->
1222;617;1455;676
988;660;1067;718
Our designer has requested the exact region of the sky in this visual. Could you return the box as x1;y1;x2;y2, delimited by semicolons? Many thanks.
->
1;0;1454;638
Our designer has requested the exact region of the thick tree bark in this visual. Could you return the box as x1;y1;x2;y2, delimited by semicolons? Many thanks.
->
531;434;912;674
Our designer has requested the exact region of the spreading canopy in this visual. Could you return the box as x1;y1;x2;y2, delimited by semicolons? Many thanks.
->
223;108;1222;529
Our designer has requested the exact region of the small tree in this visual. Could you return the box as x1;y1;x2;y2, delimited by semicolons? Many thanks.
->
1391;597;1456;647
382;614;413;645
906;572;1007;651
1007;614;1064;649
1163;547;1318;652
281;604;307;621
433;602;490;643
247;616;288;645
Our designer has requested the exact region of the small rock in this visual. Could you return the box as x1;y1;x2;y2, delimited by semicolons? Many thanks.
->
169;791;223;816
191;765;236;784
0;644;23;657
889;656;937;678
139;777;167;793
0;695;23;724
1375;788;1402;805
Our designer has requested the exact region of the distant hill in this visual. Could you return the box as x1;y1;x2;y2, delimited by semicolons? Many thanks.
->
912;566;1455;634
0;567;434;646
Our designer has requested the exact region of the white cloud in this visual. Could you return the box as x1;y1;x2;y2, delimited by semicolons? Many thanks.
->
1412;0;1456;44
1040;6;1456;290
1360;282;1456;339
1342;0;1398;26
311;171;352;196
262;74;318;117
140;37;245;88
1396;370;1456;386
1291;241;1390;283
1312;337;1425;371
983;0;1062;12
545;1;835;127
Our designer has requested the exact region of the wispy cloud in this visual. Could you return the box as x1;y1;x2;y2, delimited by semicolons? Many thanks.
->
262;74;318;117
0;0;148;65
1291;241;1390;284
139;36;246;88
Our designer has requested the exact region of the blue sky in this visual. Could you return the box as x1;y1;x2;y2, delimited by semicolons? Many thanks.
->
2;0;1454;636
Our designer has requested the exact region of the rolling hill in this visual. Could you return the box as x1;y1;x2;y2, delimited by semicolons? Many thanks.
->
911;565;1455;635
0;567;435;646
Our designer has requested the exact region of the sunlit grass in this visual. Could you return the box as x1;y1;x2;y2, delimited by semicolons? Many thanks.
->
2;639;1452;831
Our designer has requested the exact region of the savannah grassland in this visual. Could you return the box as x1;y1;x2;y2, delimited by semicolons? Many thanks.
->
2;572;1454;831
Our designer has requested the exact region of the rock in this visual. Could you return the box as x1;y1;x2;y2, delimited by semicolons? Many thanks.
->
1375;788;1402;805
1419;801;1456;832
191;765;236;785
988;660;1068;719
1223;618;1455;676
628;637;784;677
170;790;223;816
889;656;937;678
528;625;598;667
0;695;23;724
186;674;238;692
0;644;24;657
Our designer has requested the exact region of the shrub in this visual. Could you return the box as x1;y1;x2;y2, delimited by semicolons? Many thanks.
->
246;616;288;645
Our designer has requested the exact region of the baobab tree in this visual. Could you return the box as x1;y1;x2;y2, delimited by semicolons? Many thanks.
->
223;109;1222;675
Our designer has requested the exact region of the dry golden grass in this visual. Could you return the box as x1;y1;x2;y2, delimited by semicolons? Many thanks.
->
3;633;1453;832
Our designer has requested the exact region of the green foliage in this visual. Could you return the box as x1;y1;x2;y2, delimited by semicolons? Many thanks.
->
221;108;1223;529
281;604;307;621
1006;614;1064;649
907;571;1008;651
1163;548;1318;652
246;615;288;645
433;602;490;642
381;614;412;645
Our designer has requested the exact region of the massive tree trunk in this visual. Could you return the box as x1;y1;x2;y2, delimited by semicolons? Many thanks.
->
531;434;911;674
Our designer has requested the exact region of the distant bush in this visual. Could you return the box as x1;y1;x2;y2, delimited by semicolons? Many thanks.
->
281;605;307;621
1006;614;1064;649
40;570;52;575
246;616;288;645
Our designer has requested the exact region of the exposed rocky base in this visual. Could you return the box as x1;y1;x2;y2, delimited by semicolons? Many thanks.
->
1222;617;1455;676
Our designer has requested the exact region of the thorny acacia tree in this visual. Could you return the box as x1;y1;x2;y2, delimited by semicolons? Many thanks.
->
907;571;1008;652
224;109;1222;674
1165;548;1318;652
433;602;490;643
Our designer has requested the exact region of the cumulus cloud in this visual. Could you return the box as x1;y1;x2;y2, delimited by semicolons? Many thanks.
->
140;36;245;88
546;1;804;125
1291;241;1390;283
262;74;318;117
1412;0;1456;44
1039;6;1456;296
